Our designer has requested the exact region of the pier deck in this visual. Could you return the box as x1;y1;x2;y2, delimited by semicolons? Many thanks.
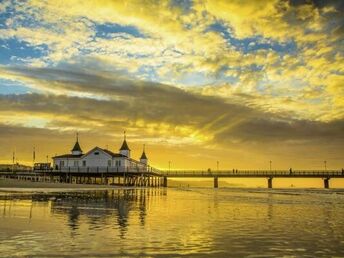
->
1;169;343;188
159;169;344;188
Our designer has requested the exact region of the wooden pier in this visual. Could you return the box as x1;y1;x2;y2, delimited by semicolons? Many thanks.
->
1;168;344;189
159;169;344;189
0;167;164;188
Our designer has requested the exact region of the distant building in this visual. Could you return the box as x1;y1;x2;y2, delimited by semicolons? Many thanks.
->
52;133;148;172
0;163;31;171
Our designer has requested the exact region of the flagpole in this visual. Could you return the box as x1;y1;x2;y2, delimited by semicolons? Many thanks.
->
33;146;36;171
12;150;15;173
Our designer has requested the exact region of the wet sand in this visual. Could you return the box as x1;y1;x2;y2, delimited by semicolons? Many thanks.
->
0;178;124;192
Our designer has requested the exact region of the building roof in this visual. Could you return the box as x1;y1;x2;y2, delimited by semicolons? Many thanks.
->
102;149;127;158
71;141;82;152
54;154;83;159
119;139;130;151
140;151;147;160
54;147;127;159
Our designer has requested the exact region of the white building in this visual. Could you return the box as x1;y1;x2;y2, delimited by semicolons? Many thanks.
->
52;133;149;172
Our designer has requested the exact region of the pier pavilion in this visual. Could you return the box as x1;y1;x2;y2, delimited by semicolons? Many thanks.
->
52;133;148;173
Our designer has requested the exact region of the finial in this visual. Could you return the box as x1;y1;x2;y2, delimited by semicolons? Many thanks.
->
124;130;126;140
76;132;79;142
143;144;145;152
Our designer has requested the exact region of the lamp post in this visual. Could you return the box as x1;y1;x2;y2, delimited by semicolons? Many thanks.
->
324;160;327;171
217;161;219;171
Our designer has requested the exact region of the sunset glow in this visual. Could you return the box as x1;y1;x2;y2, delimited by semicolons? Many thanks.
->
0;0;343;171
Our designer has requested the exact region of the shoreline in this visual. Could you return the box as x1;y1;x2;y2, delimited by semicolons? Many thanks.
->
0;178;136;192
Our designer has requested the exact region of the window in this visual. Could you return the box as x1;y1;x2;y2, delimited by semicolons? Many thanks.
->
94;152;99;155
115;160;121;167
108;160;111;167
74;160;79;167
82;160;86;167
60;160;65;167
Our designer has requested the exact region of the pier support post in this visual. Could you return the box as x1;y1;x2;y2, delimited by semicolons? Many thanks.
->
163;176;168;187
268;177;273;189
214;176;218;188
324;178;330;189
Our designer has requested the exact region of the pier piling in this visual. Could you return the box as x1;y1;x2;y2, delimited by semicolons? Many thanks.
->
163;176;168;187
214;176;218;188
324;178;330;189
268;177;273;188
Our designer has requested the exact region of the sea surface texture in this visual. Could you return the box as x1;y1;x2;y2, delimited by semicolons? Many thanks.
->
0;188;343;257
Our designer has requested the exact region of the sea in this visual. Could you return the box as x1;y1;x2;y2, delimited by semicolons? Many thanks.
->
0;187;343;257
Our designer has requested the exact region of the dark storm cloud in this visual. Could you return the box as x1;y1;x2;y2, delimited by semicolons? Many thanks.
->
214;117;344;143
287;0;344;36
0;65;343;147
288;0;344;10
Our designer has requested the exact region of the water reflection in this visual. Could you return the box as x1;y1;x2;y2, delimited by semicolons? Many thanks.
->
0;188;344;257
46;189;167;238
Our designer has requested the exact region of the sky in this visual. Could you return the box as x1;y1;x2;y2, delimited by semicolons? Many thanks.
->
0;0;343;171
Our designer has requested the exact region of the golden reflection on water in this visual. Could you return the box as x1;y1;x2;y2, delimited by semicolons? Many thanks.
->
0;188;344;257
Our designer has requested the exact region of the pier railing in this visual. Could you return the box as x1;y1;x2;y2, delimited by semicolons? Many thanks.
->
1;168;343;178
0;166;162;175
158;170;344;178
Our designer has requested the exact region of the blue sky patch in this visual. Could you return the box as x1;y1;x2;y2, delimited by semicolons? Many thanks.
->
206;21;297;55
170;0;193;13
0;38;48;65
0;78;38;95
95;22;145;39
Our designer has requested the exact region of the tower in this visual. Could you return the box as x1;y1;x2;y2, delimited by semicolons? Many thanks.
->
71;132;83;155
140;144;148;165
119;131;130;158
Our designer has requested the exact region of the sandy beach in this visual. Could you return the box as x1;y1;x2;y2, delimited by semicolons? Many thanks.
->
0;178;125;192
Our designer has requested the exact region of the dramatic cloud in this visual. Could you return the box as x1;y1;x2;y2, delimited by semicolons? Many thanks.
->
0;0;343;168
0;66;343;145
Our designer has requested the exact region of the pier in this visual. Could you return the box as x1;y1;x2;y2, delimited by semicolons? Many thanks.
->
0;167;163;188
159;169;344;189
1;168;343;189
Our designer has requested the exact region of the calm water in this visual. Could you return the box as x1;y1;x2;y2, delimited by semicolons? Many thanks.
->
0;188;344;257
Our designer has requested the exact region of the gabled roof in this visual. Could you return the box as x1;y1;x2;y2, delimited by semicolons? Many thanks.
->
53;147;128;160
140;151;147;160
54;154;82;159
103;149;127;158
119;140;130;151
82;146;127;158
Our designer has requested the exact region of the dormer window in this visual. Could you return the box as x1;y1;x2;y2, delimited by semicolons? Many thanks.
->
94;152;99;155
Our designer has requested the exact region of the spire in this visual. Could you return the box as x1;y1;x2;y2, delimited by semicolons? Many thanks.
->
140;144;147;160
119;131;130;151
71;132;82;154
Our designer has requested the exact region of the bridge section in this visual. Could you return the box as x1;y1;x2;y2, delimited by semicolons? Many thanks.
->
159;170;344;188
